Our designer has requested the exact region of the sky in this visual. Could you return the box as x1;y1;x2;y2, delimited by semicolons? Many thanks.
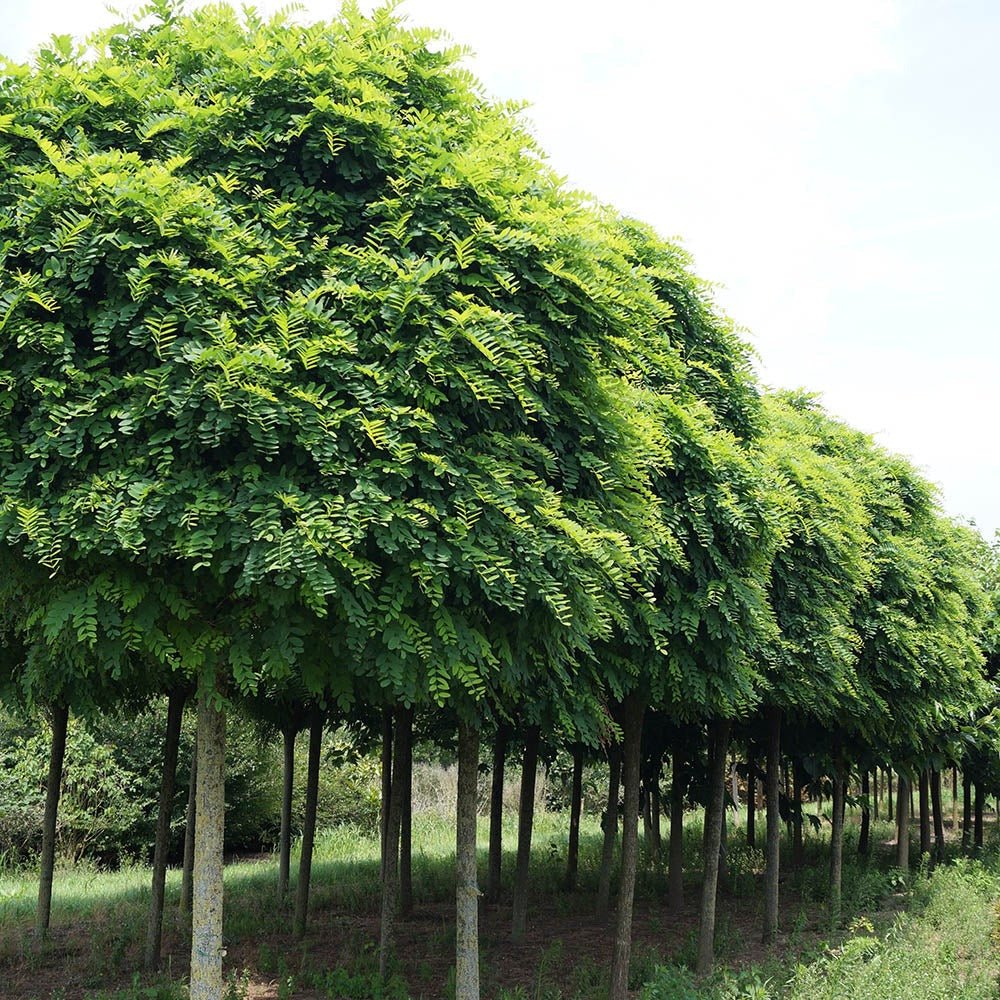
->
3;0;997;537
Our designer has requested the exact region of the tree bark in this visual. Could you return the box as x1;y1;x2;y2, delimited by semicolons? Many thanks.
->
565;742;584;891
35;702;69;938
873;769;879;822
961;771;969;844
278;725;295;898
596;744;622;921
974;781;984;850
642;785;653;854
190;687;226;1000
746;747;756;848
896;774;910;871
180;743;197;915
293;708;323;939
379;706;408;978
649;761;662;863
511;726;540;940
144;690;185;971
667;748;685;911
918;768;931;857
886;769;893;818
951;766;958;833
486;726;509;903
792;764;804;870
762;708;781;943
930;768;945;863
609;696;644;1000
696;719;731;977
455;721;481;1000
858;770;871;857
829;747;845;927
398;708;414;917
380;708;393;881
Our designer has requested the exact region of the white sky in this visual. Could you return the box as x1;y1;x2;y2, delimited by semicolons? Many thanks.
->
3;0;997;537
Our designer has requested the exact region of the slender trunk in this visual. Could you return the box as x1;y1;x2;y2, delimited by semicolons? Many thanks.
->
951;766;958;832
293;709;323;939
486;726;508;903
918;769;931;857
886;769;893;818
398;708;414;917
380;708;393;881
962;772;972;851
896;774;910;871
642;785;653;854
180;743;197;915
379;706;408;979
609;696;644;1000
190;686;226;1000
35;702;69;938
144;691;185;971
762;708;780;943
596;745;622;921
511;726;540;940
930;768;945;863
873;769;879;822
829;746;845;927
730;759;740;823
565;743;584;891
667;749;685;910
455;721;480;1000
696;719;731;977
278;725;295;898
974;782;984;850
746;747;756;848
792;764;804;869
858;770;871;857
650;765;662;863
909;781;914;819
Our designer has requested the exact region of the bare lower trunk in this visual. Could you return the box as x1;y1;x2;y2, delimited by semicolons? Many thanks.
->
398;709;414;917
565;743;584;891
858;770;871;857
951;766;958;833
144;690;185;971
886;769;893;818
974;782;984;850
930;768;945;862
597;745;622;920
962;772;972;851
278;725;295;898
609;696;644;1000
762;708;780;943
486;726;509;903
746;747;756;848
190;687;226;1000
380;706;410;978
696;719;731;977
642;785;653;854
667;749;685;910
792;765;804;869
36;703;69;938
380;708;393;881
455;721;480;1000
180;744;197;915
918;769;931;857
896;774;910;870
649;765;662;863
294;709;323;938
511;726;540;940
829;749;845;927
873;769;879;822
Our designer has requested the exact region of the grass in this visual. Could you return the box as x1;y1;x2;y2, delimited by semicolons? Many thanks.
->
2;807;997;999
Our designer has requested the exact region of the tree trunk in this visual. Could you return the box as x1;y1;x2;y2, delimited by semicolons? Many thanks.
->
455;721;481;1000
278;725;295;898
961;772;969;845
380;708;393;881
974;782;984;850
873;769;879;822
858;770;871;857
642;785;653;854
596;744;622;921
829;747;845;927
379;706;408;978
930;768;945;863
190;687;226;1000
730;758;740;823
35;702;69;938
398;708;414;917
886;769;893;818
144;690;185;971
511;726;540;940
762;708;780;943
746;747;756;848
486;726;509;903
896;774;910;871
696;719;731;977
918;768;931;857
792;764;805;870
180;743;197;915
294;708;323;939
951;766;958;832
649;762;662;863
667;748;685;911
565;742;584;891
609;696;644;1000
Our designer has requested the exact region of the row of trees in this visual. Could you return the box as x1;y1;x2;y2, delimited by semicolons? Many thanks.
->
0;4;996;999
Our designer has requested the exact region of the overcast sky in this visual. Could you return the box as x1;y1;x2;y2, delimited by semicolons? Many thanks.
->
4;0;997;537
